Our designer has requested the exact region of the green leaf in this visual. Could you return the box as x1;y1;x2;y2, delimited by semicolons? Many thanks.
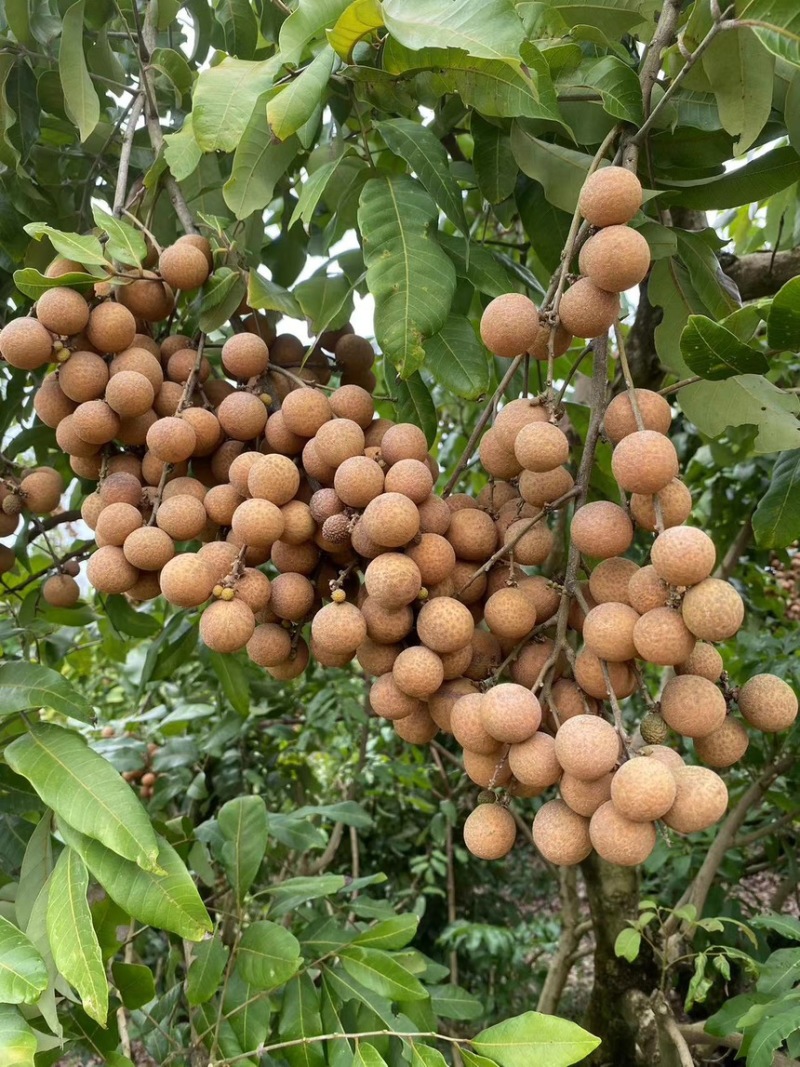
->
237;921;303;990
268;46;337;142
756;947;800;996
47;848;108;1024
678;375;800;454
289;154;351;229
702;28;774;154
58;821;212;941
358;176;455;377
198;271;247;334
674;229;740;321
438;233;517;298
752;913;800;941
262;876;346;918
614;928;641;963
279;972;326;1067
164;114;203;182
579;56;643;124
352;915;419;951
6;724;158;871
339;946;428;1002
192;57;280;153
549;0;646;36
59;1;100;142
0;914;47;1004
224;96;299;219
672;904;698;923
105;596;161;638
223;969;270;1058
662;145;800;209
187;932;229;1005
328;0;383;60
206;648;251;714
428;983;484;1021
754;450;800;548
738;0;800;65
382;0;525;61
149;46;194;106
423;316;490;400
248;271;303;318
16;813;53;932
91;207;147;269
471;114;516;204
767;277;800;351
23;223;108;267
218;795;268;902
13;267;97;300
111;962;155;1010
376;118;469;238
279;0;352;65
410;1045;448;1066
472;1011;601;1067
680;316;769;380
294;272;355;332
0;662;94;723
393;371;438;445
0;1004;37;1066
216;0;259;58
460;1052;498;1067
511;124;594;213
354;1047;388;1066
748;1009;800;1067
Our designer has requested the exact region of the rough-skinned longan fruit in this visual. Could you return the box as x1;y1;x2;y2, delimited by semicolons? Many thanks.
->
663;766;728;833
363;418;394;449
570;501;633;559
508;732;561;789
532;799;592;865
34;374;75;427
227;451;261;496
450;692;499;755
36;288;90;336
481;683;542;744
463;748;512;788
362;492;420;548
18;469;64;514
217;392;268;442
265;409;305;456
554;714;620;781
350;519;388;560
484;587;537;640
146;416;196;464
364;553;422;609
58;352;109;403
156;494;208;541
518;576;560;624
281;388;332;437
392;645;444;699
370;673;423;720
152;383;185;419
651;526;716;587
451;561;485;606
579;225;651;292
313;418;365;469
628;565;668;615
117;273;174;321
123;526;175;571
604;389;672;444
417;597;474;653
464;803;517;860
590;801;656;866
86;301;136;354
248;454;301;506
477;480;520;514
267;638;310;681
103;370;155;419
271;539;320;576
464;630;501;681
694;717;749;767
232;568;271;612
176;233;213;267
278;500;316;545
55;413;101;458
447;508;497;562
583;602;639;662
494;499;537;541
361;598;413;644
312;601;367;655
437;644;474;682
0;544;17;574
633;607;696;666
548;678;599;728
159;553;215;607
630;479;692;532
0;317;53;369
611;757;677;822
380;423;428;466
141;451;188;486
480;293;540;358
557;279;619;339
333;456;384;508
639;712;669;746
200;599;255;654
181;408;222;457
588;557;639;606
110;348;165;392
356;638;401;677
579;166;643;226
509;638;558;689
246;623;292;667
222;334;269;379
167;348;211;386
405;533;456;587
158;243;210;291
95;501;143;547
42;574;80;607
560;772;613;817
514;422;570;473
231;498;285;550
100;472;143;508
738;674;798;733
384;458;434;504
87;545;139;595
478;427;522;480
675;641;724;682
519;466;575;509
329;384;375;428
504;518;553;567
494;398;549;450
681;578;744;642
660;674;726;738
70;453;102;479
71;399;120;445
528;318;573;361
637;744;684;771
335;333;374;371
611;430;679;495
126;570;162;602
312;638;353;669
269;572;315;621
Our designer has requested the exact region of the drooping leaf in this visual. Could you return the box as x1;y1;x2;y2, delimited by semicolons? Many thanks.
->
423;316;491;400
328;0;384;60
58;821;212;941
236;921;303;990
0;914;47;1004
6;724;158;871
59;1;100;142
680;316;769;379
353;1047;388;1066
358;176;455;376
23;223;108;267
767;276;800;351
111;962;155;1010
192;57;281;153
279;0;352;65
578;56;644;124
0;1004;37;1066
186;932;229;1005
428;983;484;1020
218;795;268;902
289;153;352;229
91;207;147;268
472;1011;601;1067
224;95;299;219
614;928;642;963
0;662;94;723
392;370;438;445
279;972;326;1067
661;145;800;209
751;913;800;941
678;375;800;454
702;27;774;154
198;271;248;334
382;0;525;61
16;812;52;931
47;848;108;1025
471;114;516;204
511;124;595;213
410;1046;448;1067
216;0;259;58
352;915;419;951
737;0;800;65
268;46;337;142
747;1008;800;1067
339;946;428;1002
105;596;161;638
294;271;355;332
164;114;203;182
248;271;303;318
13;268;97;300
150;46;194;105
438;233;517;298
756;947;800;996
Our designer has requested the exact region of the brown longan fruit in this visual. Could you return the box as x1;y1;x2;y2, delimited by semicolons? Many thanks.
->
155;494;207;541
319;322;353;353
518;576;560;623
560;772;613;817
331;456;383;509
233;568;271;612
269;571;315;621
504;518;554;567
87;545;139;594
675;641;724;682
159;553;216;607
528;319;573;361
335;333;374;371
302;438;336;486
519;467;575;509
231;498;285;549
362;493;420;548
369;672;423;720
660;674;726;738
247;623;293;667
86;301;136;354
493;401;551;454
363;418;394;448
0;544;16;574
361;598;413;644
484;587;537;641
630;478;693;532
570;501;633;559
557;279;619;339
276;501;314;546
221;334;269;379
604;389;672;445
532;799;592;865
554;714;620;781
350;519;387;560
146;416;196;463
364;553;422;609
70;454;102;479
651;526;716;587
328;384;374;428
160;335;194;360
166;348;211;385
450;693;499;755
100;471;142;508
110;348;164;391
176;233;213;267
248;454;300;506
42;574;80;608
103;370;155;419
578;166;643;227
117;274;174;321
34;374;75;427
590;801;656;866
446;508;497;561
198;541;240;583
588;557;639;606
18;468;64;514
45;256;83;278
200;599;255;653
463;749;512;788
265;410;304;456
611;757;677;822
479;293;540;358
628;565;668;615
463;630;501;681
662;766;728;834
356;638;401;677
281;388;332;437
481;683;542;744
417;596;474;654
58;351;109;403
267;638;310;680
384;459;434;503
36;288;90;336
579;226;651;293
464;803;517;860
693;718;749;767
509;638;558;689
514;422;569;473
310;419;364;471
405;533;456;587
266;333;302;367
476;480;520;514
508;732;561;789
633;607;696;666
217;392;268;441
548;679;599;728
380;423;428;467
308;487;345;525
0;316;53;369
107;454;143;481
583;602;639;662
158;243;210;291
611;430;679;495
738;674;798;733
95;501;143;547
71;399;120;445
142;450;188;486
478;427;522;480
392;645;444;699
227;451;260;496
681;578;744;642
123;526;175;571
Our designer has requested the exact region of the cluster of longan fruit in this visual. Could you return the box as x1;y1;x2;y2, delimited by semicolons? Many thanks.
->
102;728;161;800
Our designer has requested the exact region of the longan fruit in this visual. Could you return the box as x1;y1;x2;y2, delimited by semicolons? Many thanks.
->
230;498;285;550
572;648;635;701
514;422;570;473
95;501;144;546
504;517;553;566
302;438;336;486
633;607;696;666
393;706;437;743
493;398;549;450
509;638;558;689
738;674;798;733
222;333;269;379
637;744;684;771
155;494;207;541
176;233;213;267
630;478;693;532
369;672;423;721
266;638;310;680
247;623;292;667
590;801;656;866
662;766;728;834
109;348;164;392
123;526;175;571
570;501;633;559
392;645;444;699
159;553;216;607
87;545;139;595
18;468;64;514
464;803;517;860
463;749;512;788
384;458;434;503
86;301;136;354
554;714;620;781
58;351;109;403
557;279;619;339
519;466;575;508
693;718;749;768
560;772;613;817
528;319;573;361
361;598;413;644
364;553;422;609
269;571;315;621
361;492;420;548
478;427;522;480
405;533;456;587
532;799;592;865
588;557;639;606
612;429;679;497
579;226;651;292
103;370;155;419
217;391;268;441
464;629;501;681
329;384;375;427
417;596;474;654
518;575;560;623
450;692;498;755
651;526;716;587
167;348;211;385
628;565;668;614
34;374;76;427
0;544;17;574
71;399;120;445
380;423;429;466
481;683;542;744
356;638;401;677
200;598;256;654
278;500;315;545
181;408;222;456
197;540;240;583
548;678;598;727
36;288;90;336
416;496;451;537
42;574;80;608
479;293;540;358
117;274;174;321
508;732;561;789
0;316;53;369
604;389;672;445
363;418;394;448
578;166;643;227
484;587;537;640
333;455;384;508
248;454;301;506
476;480;520;514
313;419;365;468
146;416;196;463
158;242;210;291
583;602;639;662
681;578;744;642
611;757;677;822
660;674;726;738
265;410;305;456
281;388;332;437
335;333;374;371
319;322;353;353
675;641;724;683
447;508;497;561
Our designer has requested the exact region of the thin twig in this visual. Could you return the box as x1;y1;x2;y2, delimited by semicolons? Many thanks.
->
112;92;146;217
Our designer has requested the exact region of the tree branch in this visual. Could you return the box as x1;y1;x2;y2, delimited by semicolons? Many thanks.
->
721;248;800;300
537;865;584;1014
678;1022;797;1067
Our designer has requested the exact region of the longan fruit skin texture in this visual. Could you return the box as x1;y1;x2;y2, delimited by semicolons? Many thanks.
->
663;766;728;834
559;772;613;817
579;226;651;292
610;757;676;822
571;501;633;559
660;675;727;738
651;526;716;587
681;578;745;642
611;430;679;495
693;717;749;767
480;293;540;358
463;803;517;860
480;683;542;744
554;715;620;781
557;279;619;339
604;389;672;444
590;802;656;866
737;674;798;733
579;166;643;227
676;641;724;683
532;799;592;866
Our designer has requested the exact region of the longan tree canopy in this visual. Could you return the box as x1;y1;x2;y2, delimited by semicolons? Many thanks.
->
1;2;800;1066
